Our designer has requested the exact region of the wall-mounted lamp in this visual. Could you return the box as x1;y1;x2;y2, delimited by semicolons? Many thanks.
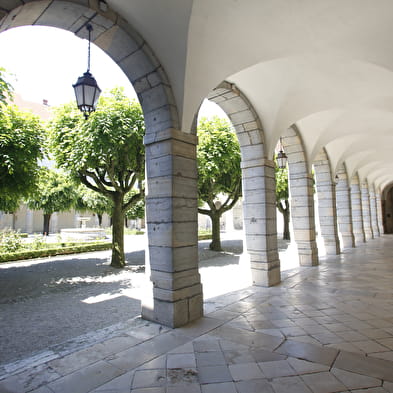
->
73;24;101;119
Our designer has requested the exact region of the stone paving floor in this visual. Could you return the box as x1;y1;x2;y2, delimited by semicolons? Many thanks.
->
1;235;393;392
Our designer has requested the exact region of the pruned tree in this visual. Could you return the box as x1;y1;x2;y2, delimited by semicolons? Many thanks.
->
49;88;145;268
75;185;112;227
275;162;290;240
0;104;44;213
197;116;242;251
0;67;13;105
27;168;77;234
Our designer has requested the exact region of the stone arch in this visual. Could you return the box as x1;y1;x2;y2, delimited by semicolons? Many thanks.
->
336;163;355;248
313;149;340;254
0;0;180;133
281;125;318;266
206;81;280;286
0;0;203;328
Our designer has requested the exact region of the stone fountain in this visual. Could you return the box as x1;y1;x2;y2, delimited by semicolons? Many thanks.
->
60;216;107;241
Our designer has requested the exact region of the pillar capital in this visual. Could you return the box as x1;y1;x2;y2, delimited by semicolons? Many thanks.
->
144;128;197;146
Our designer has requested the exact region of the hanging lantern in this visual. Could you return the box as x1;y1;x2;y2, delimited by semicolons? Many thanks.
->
276;137;288;169
73;24;101;119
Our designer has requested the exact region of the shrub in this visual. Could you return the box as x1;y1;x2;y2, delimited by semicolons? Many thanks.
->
0;230;23;252
29;235;47;250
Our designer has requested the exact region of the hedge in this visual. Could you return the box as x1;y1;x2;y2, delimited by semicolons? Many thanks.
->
1;234;213;263
0;242;112;263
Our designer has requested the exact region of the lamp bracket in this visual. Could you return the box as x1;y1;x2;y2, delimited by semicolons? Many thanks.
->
74;12;98;35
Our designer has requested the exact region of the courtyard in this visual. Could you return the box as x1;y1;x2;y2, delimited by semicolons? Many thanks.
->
0;234;393;392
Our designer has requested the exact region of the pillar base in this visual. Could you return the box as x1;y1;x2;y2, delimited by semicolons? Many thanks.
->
251;265;281;287
142;288;203;328
324;240;341;255
298;242;319;266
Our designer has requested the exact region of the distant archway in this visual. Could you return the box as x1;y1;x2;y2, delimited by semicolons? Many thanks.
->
382;184;393;233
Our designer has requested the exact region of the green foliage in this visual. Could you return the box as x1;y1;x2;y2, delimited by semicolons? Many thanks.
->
30;235;48;250
0;241;111;263
27;168;77;214
49;88;146;267
0;230;23;252
0;67;13;105
275;155;290;240
125;189;145;220
76;185;112;216
197;116;242;250
197;116;242;204
0;105;44;211
49;88;145;196
275;162;289;203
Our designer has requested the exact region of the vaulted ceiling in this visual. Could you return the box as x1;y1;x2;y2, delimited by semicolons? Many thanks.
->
2;0;393;190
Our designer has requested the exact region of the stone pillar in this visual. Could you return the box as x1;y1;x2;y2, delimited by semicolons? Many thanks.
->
361;182;373;240
314;155;340;254
242;159;280;286
376;193;384;235
289;171;318;266
350;175;366;244
26;208;34;234
369;185;380;237
335;168;355;248
142;128;203;328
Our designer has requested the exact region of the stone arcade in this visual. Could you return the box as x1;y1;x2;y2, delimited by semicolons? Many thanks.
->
1;0;393;329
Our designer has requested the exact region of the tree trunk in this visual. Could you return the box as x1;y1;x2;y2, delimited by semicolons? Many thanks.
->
111;193;125;268
43;213;51;235
210;212;222;251
283;208;290;240
97;214;103;227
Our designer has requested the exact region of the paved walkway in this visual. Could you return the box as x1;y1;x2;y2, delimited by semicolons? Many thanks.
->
1;235;393;392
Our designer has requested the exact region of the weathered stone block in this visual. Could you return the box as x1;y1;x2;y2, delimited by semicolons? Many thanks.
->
146;197;197;223
293;230;316;241
147;245;198;273
140;84;175;114
219;95;249;114
153;283;202;302
147;176;197;198
95;25;140;63
146;155;197;179
120;46;156;83
251;265;281;287
152;298;189;327
189;294;204;321
230;109;256;125
147;221;197;248
151;269;200;290
143;105;178;135
241;144;264;161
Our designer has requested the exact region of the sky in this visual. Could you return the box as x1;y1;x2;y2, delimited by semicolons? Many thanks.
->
0;25;220;117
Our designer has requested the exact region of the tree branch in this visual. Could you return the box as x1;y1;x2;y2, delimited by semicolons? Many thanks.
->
79;174;113;197
198;207;212;216
106;160;121;192
123;189;144;212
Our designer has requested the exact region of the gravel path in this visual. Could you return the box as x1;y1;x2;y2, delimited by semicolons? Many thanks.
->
0;232;291;367
0;234;244;366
